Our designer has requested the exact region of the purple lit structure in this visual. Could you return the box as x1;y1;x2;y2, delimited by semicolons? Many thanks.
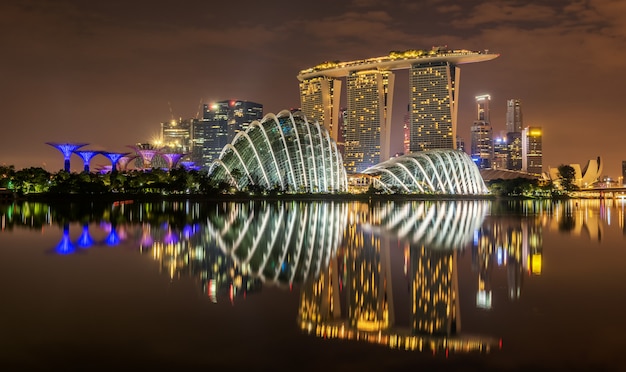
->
101;151;130;173
160;153;185;169
117;155;139;171
46;142;88;172
74;150;101;172
130;144;161;169
180;161;201;171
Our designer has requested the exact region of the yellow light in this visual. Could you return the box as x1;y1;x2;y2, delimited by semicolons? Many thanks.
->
531;254;542;274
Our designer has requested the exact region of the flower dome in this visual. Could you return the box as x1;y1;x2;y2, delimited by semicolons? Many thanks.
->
362;149;488;194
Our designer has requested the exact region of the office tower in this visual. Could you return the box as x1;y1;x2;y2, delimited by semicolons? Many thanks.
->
492;136;508;169
191;100;263;169
297;47;499;173
622;161;626;185
226;100;263;142
506;132;522;170
522;126;543;175
344;70;394;173
161;118;192;153
506;99;523;133
470;95;493;169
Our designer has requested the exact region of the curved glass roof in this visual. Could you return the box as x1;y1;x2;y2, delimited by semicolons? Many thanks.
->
362;149;488;195
209;110;348;193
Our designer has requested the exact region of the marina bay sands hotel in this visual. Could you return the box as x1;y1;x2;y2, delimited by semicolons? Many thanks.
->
297;46;499;173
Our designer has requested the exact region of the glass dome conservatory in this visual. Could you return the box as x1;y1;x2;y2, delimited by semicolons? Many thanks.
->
209;110;348;193
362;149;488;195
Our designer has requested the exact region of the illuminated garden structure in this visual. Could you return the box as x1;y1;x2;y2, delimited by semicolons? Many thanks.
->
131;143;162;169
160;153;185;169
100;151;130;174
180;161;200;171
362;149;488;194
209;110;347;193
117;155;139;171
73;150;101;172
46;142;88;172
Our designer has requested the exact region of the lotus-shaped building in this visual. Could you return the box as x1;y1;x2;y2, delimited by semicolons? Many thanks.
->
209;110;348;193
362;149;488;194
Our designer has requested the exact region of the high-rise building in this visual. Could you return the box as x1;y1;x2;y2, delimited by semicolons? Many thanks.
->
506;99;523;133
299;76;342;141
161;118;192;154
622;161;626;185
297;47;499;173
344;70;394;173
492;136;508;169
506;132;522;171
191;100;263;169
522;126;542;175
409;61;457;152
470;95;493;169
225;100;263;142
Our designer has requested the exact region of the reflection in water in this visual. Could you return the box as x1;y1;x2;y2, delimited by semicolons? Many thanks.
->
8;199;625;354
298;201;494;354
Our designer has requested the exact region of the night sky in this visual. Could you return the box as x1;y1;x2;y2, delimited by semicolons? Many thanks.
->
2;0;625;177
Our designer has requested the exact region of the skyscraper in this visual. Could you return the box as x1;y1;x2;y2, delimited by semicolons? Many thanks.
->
297;47;499;173
507;132;523;171
522;126;543;175
506;99;523;133
344;70;394;173
470;95;493;169
161;118;192;153
409;61;457;151
191;100;263;169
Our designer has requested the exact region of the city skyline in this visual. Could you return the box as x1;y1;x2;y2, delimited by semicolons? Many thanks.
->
2;1;625;177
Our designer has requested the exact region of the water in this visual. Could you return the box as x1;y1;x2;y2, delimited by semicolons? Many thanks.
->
1;198;626;370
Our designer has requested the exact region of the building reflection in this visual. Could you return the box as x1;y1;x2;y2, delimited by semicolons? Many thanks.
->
298;201;497;354
10;198;625;354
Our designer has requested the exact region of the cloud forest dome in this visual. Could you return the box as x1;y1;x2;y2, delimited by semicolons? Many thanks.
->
209;110;348;193
362;150;488;195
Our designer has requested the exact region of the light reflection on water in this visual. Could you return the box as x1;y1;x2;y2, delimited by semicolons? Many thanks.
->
2;198;626;367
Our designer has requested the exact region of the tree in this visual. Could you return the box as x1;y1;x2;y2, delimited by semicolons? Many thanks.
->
557;165;578;191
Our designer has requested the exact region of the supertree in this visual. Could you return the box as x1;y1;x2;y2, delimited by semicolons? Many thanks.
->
46;142;88;172
160;153;185;169
74;150;101;172
100;151;130;174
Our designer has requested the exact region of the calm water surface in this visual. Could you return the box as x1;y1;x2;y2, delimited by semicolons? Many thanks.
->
1;199;626;371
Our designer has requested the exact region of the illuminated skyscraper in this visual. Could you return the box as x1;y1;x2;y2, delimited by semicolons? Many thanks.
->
409;61;458;152
191;100;263;169
344;70;394;173
161;118;192;154
507;132;522;171
506;99;523;133
470;95;493;169
225;100;263;142
297;47;499;173
522;126;543;175
299;76;342;143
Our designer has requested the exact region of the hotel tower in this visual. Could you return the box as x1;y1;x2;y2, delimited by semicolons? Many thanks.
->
298;47;499;173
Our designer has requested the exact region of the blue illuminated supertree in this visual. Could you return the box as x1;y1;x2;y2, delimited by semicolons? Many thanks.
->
100;151;130;174
74;150;101;172
46;142;88;172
